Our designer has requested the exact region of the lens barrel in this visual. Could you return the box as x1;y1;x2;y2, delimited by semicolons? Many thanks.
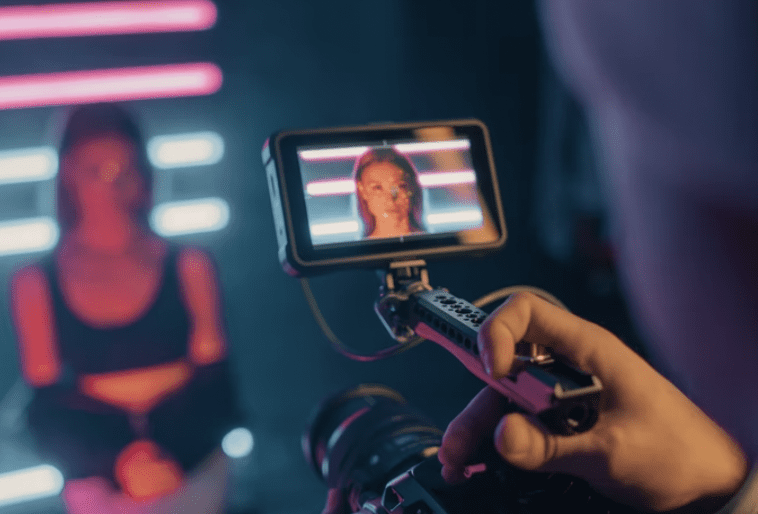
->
303;384;443;494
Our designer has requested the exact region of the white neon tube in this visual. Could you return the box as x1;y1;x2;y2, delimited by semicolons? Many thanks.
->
0;465;64;508
305;179;356;196
310;220;360;236
148;131;224;169
0;217;59;256
150;198;229;236
0;146;58;184
419;170;476;187
305;171;476;197
426;209;483;225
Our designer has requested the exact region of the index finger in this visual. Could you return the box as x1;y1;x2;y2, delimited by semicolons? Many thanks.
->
479;292;638;383
439;386;508;483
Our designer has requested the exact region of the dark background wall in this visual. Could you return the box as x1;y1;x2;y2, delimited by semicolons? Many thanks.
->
0;2;641;512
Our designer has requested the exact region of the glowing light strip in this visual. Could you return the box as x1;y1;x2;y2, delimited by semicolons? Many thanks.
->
0;146;58;184
419;170;476;187
305;170;476;197
221;428;254;459
306;179;355;196
393;139;471;153
0;63;222;110
298;140;470;161
0;217;59;256
0;1;217;41
148;131;224;169
150;197;229;236
0;465;64;507
298;147;368;161
426;210;483;225
310;220;360;236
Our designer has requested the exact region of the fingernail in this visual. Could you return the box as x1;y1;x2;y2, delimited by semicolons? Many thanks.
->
463;463;487;478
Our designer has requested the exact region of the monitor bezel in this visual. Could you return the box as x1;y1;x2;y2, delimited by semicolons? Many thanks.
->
270;119;507;274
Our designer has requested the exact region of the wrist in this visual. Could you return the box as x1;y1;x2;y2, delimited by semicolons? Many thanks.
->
711;462;758;514
664;459;752;514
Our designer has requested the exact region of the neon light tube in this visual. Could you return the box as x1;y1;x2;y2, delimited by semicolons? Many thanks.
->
148;131;224;169
221;428;254;459
426;210;483;225
305;171;476;197
0;63;222;110
310;220;360;236
0;465;64;508
0;1;217;41
298;140;470;161
298;147;369;161
419;170;476;187
150;197;229;236
393;140;470;153
306;179;355;196
0;146;58;184
0;217;59;256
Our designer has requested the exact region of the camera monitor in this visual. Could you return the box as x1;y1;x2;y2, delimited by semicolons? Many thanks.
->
263;119;506;276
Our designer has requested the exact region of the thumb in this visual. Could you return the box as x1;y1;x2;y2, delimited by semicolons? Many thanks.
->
321;488;350;514
494;412;596;474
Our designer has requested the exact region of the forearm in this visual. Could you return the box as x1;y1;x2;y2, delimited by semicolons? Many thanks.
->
27;383;134;481
149;360;244;471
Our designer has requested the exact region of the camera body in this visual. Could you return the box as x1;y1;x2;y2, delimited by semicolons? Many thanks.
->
262;119;506;276
304;384;515;514
306;385;632;514
373;454;525;514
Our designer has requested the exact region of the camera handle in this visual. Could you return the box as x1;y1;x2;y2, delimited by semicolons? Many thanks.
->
375;260;602;435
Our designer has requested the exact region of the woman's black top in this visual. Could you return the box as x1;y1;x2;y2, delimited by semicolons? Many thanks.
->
44;245;190;373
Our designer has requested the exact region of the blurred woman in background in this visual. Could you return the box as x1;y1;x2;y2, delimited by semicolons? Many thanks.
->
10;103;241;513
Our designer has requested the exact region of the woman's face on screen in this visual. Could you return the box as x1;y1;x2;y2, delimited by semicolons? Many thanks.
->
357;162;413;223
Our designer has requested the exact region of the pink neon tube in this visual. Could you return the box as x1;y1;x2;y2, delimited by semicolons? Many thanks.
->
0;1;217;41
298;140;471;161
0;63;222;110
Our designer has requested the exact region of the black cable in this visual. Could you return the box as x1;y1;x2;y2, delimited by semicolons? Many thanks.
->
300;278;424;362
301;278;568;361
472;285;569;312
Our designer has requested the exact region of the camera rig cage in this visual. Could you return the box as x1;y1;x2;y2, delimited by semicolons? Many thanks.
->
262;120;602;435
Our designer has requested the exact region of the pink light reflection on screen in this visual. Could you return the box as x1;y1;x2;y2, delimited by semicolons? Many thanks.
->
298;147;369;161
299;140;471;161
393;140;470;154
0;63;223;110
305;170;476;197
0;1;217;41
419;170;476;187
306;179;356;196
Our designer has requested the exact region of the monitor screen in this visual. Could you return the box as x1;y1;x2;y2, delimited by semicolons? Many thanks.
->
297;138;484;247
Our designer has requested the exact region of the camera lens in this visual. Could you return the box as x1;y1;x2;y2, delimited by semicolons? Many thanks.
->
303;384;443;494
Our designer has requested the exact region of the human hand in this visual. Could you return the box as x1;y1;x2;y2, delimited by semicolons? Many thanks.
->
114;439;184;501
438;292;749;512
321;488;350;514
